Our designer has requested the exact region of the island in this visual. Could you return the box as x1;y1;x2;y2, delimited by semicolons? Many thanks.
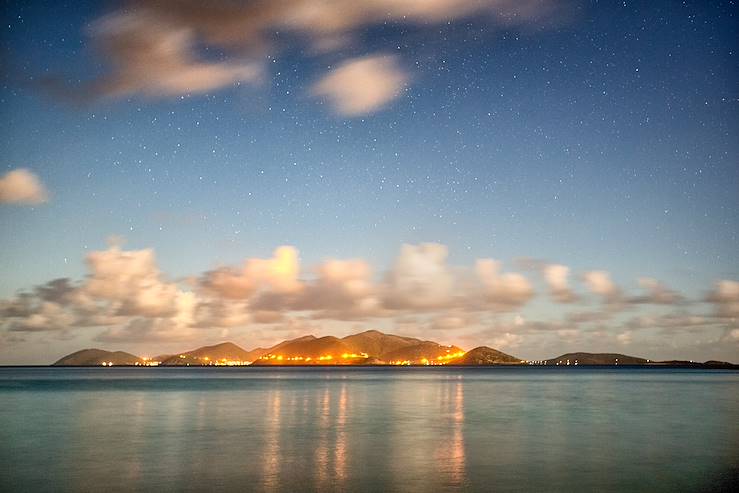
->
51;330;737;368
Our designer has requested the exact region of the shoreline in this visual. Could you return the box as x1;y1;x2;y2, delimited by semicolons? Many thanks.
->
2;364;737;370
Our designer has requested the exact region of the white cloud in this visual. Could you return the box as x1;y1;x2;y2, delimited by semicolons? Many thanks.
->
707;280;739;318
384;243;454;309
311;55;408;116
0;168;49;205
489;332;523;350
543;263;576;303
476;259;534;308
84;245;181;317
582;270;620;301
200;246;302;299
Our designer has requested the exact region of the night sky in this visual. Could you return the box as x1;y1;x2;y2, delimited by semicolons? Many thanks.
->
1;0;737;364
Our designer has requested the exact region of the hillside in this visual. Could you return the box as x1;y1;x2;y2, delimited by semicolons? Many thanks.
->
252;331;466;365
381;341;465;364
251;335;357;365
160;342;258;365
53;349;143;366
448;346;521;365
544;352;648;365
341;330;421;358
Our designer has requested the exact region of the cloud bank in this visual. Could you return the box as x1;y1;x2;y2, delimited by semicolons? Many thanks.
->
2;239;736;363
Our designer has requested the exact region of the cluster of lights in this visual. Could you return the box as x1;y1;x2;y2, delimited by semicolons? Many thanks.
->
259;352;370;363
135;357;161;366
413;351;468;366
102;358;162;367
526;358;636;366
98;349;472;367
437;351;466;362
254;350;467;366
198;356;251;366
212;359;251;366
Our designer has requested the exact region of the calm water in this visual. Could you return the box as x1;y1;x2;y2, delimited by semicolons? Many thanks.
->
1;367;737;492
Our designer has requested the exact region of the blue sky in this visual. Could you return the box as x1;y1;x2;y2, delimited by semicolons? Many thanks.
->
1;0;737;364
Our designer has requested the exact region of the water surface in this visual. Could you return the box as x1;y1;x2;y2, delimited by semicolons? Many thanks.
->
1;367;737;492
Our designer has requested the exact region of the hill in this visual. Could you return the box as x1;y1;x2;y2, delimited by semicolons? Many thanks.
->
448;346;520;365
544;352;647;365
252;330;466;365
53;349;143;366
251;335;357;365
381;341;465;364
160;342;258;365
52;333;735;367
341;330;420;358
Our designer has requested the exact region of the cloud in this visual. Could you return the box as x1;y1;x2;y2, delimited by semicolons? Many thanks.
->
2;240;735;361
191;299;251;329
200;246;302;299
624;313;711;332
0;168;49;205
48;0;566;110
294;258;381;318
84;245;181;317
616;331;633;345
384;243;454;309
542;263;576;303
6;301;75;332
311;55;408;116
475;259;534;308
430;314;473;331
582;270;620;302
90;11;263;98
489;332;524;350
707;280;739;318
631;278;682;305
95;290;197;343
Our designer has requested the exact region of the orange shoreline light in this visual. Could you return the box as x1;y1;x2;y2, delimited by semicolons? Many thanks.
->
253;349;467;366
99;349;469;367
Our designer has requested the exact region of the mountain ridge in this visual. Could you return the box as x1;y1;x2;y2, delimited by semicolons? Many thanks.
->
50;331;738;367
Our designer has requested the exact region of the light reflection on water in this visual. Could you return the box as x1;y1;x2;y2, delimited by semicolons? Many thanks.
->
0;367;737;492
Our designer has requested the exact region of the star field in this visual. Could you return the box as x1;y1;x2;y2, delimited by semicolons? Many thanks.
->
0;0;737;364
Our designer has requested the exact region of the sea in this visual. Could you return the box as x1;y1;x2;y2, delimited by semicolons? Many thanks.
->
1;367;737;492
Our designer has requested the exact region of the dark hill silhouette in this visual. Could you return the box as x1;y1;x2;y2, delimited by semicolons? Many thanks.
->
448;346;520;365
544;352;647;365
161;342;259;365
53;349;143;366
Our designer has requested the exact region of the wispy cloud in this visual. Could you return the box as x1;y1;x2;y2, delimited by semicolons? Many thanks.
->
46;0;567;114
